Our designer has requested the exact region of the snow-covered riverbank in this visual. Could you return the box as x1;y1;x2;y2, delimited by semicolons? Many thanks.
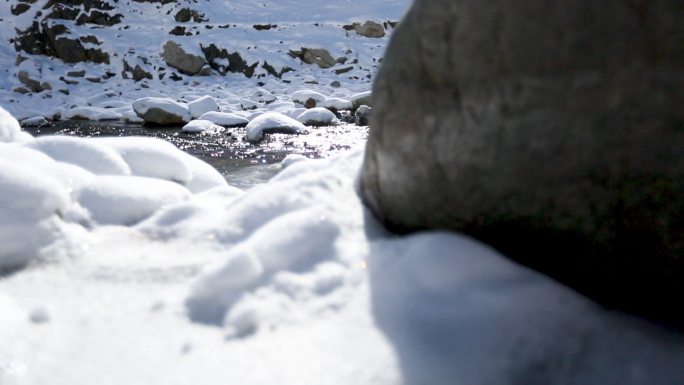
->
2;106;684;385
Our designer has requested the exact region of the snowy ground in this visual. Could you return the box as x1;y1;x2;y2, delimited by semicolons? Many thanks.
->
2;1;684;383
2;107;684;384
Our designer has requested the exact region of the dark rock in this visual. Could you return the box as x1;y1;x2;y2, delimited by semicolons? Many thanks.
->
288;47;338;69
200;43;258;77
175;8;205;23
11;3;32;15
162;40;206;75
76;10;123;26
362;0;684;328
67;70;85;77
59;76;79;85
253;24;277;31
13;87;32;94
330;80;341;88
169;26;192;36
353;21;385;38
354;105;371;126
122;56;153;81
334;66;353;75
262;61;293;78
17;70;44;92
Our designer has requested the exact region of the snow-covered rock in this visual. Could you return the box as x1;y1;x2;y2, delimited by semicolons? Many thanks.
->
19;116;50;127
292;90;327;107
322;97;353;110
26;136;131;176
182;119;225;134
351;91;372;109
188;96;220;119
296;107;338;126
132;97;192;125
245;112;307;143
63;106;122;121
76;176;192;225
90;137;193;184
198;111;249;128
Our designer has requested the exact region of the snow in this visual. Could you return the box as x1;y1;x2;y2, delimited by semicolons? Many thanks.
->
179;153;229;193
62;107;122;121
181;119;225;134
76;175;192;225
198;111;249;127
1;1;683;382
296;107;338;126
0;106;21;142
26;135;132;176
187;96;220;119
89;137;192;184
245;111;307;142
0;134;683;383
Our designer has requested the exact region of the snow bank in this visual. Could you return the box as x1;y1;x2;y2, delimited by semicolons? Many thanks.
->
63;107;122;121
245;112;307;143
90;136;192;183
322;97;353;110
179;152;229;193
198;111;249;128
0;106;22;142
26;136;132;175
76;176;192;225
0;160;74;269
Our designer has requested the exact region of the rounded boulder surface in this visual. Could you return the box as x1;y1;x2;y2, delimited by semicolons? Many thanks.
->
361;0;684;328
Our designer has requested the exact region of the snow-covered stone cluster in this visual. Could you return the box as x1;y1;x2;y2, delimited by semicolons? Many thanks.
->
0;0;397;127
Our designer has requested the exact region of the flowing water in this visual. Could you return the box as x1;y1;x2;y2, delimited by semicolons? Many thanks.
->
22;120;368;189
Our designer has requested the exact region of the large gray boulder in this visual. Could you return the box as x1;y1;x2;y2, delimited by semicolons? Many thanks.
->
162;41;207;76
361;0;684;327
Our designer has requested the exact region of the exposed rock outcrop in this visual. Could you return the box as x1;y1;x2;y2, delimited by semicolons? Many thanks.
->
200;43;258;77
362;0;684;328
288;47;338;69
162;40;207;76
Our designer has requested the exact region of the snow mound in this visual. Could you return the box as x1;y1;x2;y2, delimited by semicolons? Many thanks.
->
245;112;307;143
188;96;220;119
90;137;192;184
0;106;22;142
0;160;73;269
198;111;249;128
76;176;192;226
0;143;94;191
296;107;338;126
63;107;122;121
26;136;132;176
182;119;225;134
179;152;229;193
